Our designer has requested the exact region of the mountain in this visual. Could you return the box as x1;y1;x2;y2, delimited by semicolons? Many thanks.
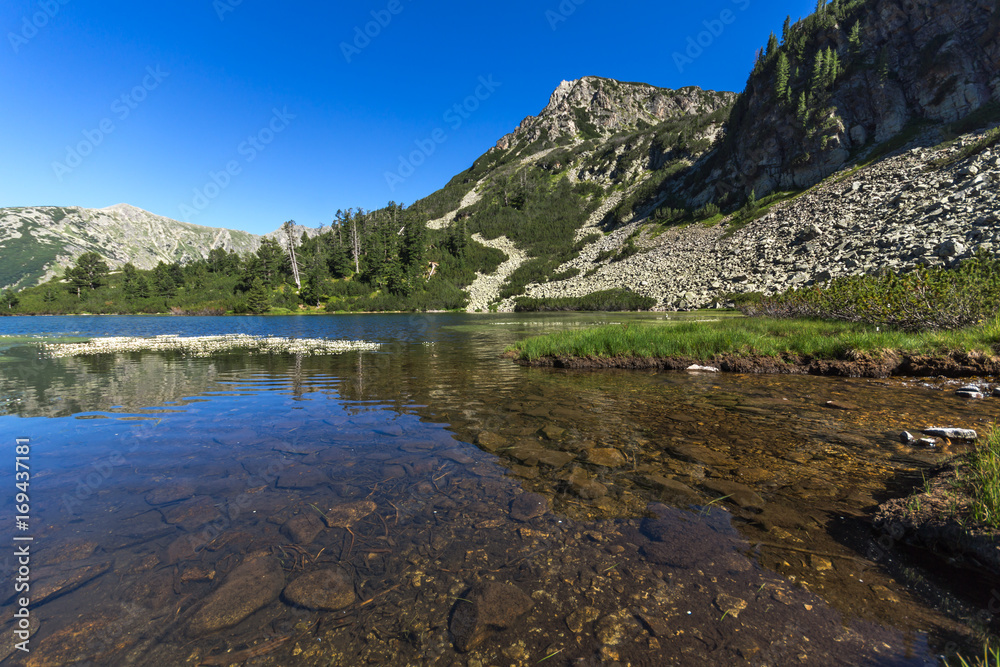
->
693;0;999;204
0;204;313;290
3;0;997;312
401;0;999;311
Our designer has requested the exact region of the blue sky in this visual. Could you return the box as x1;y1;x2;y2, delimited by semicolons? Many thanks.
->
1;0;816;235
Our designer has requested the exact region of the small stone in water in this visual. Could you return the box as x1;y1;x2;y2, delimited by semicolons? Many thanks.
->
956;390;985;399
922;427;978;441
900;431;915;444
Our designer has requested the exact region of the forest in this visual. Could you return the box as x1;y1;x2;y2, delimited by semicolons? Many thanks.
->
2;208;507;315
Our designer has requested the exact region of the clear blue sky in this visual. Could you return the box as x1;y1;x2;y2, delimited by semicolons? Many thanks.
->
1;0;815;235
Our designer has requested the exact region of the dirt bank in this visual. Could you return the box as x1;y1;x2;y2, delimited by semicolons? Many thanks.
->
507;350;1000;378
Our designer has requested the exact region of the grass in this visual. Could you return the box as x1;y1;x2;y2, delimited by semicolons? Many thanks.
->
506;317;1000;362
967;424;1000;528
949;645;1000;667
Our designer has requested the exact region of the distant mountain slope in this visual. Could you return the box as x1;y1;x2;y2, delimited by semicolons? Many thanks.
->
0;204;311;290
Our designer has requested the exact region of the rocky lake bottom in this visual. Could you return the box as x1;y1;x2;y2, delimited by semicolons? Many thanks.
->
0;314;998;666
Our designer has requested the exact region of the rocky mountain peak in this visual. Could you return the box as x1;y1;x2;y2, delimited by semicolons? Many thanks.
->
495;77;735;152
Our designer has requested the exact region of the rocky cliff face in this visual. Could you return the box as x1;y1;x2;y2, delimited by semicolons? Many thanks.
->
504;126;999;310
0;204;313;289
495;76;734;151
713;0;999;202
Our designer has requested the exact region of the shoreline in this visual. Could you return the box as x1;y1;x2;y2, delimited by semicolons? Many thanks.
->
506;350;1000;379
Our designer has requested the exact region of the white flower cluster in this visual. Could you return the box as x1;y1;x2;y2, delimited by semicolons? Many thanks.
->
41;334;382;358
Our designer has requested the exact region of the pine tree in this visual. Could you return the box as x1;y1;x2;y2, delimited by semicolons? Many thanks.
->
811;50;826;94
65;252;109;295
815;0;825;14
1;289;19;310
449;219;468;265
246;278;271;314
775;52;791;102
255;238;285;286
828;49;842;87
848;22;862;60
122;263;150;299
152;262;177;298
877;46;889;83
782;16;791;44
797;92;809;128
766;32;780;58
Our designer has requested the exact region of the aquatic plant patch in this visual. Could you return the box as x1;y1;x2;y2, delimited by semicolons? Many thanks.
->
41;334;381;358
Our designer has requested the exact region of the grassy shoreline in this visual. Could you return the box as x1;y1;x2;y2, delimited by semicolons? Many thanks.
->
505;317;1000;375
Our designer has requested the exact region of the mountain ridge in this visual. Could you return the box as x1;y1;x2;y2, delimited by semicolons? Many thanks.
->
0;204;314;290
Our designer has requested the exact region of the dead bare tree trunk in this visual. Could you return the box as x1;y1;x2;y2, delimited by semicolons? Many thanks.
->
282;221;301;289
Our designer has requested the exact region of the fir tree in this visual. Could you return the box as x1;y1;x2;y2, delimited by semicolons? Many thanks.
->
255;238;285;286
811;50;826;94
782;16;791;44
766;32;780;58
797;92;809;128
848;22;862;60
122;263;151;299
152;262;177;298
65;252;109;296
877;46;890;83
775;52;791;102
246;278;271;314
815;0;825;14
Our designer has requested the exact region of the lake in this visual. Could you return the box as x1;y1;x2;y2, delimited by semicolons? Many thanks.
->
0;314;994;665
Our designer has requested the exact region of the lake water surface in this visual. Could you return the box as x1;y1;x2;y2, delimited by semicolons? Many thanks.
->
0;314;996;666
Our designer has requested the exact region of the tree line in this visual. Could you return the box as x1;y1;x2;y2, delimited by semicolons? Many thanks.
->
2;202;504;315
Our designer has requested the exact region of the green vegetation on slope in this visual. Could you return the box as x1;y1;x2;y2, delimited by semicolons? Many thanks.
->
738;253;1000;331
513;289;656;312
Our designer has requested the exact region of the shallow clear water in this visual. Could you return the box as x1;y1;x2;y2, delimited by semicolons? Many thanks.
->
0;314;996;665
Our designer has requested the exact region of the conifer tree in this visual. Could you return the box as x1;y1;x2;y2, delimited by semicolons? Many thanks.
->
2;289;19;310
811;50;826;94
782;16;791;44
797;92;809;128
766;32;780;58
775;52;791;102
815;0;825;14
246;278;271;314
877;46;890;83
848;22;862;60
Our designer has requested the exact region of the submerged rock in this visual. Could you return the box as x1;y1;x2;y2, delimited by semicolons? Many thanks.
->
450;582;534;652
320;500;377;529
283;568;355;610
510;493;549;522
585;448;627;468
187;551;284;636
281;512;326;544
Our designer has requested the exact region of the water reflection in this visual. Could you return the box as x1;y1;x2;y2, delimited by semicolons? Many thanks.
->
0;315;992;665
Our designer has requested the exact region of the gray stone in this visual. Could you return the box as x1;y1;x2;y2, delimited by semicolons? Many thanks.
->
922;427;978;440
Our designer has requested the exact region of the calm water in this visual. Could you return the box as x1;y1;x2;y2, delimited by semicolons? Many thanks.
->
0;314;996;666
